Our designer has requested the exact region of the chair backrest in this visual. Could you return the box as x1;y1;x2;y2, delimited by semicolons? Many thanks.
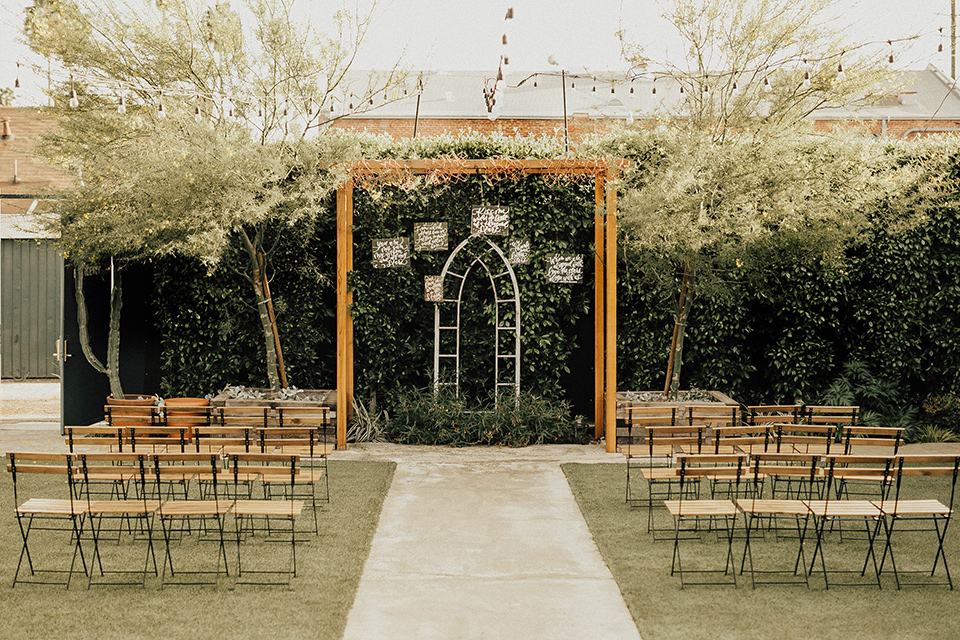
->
842;426;903;455
620;405;681;456
886;454;960;513
746;404;802;425
712;425;773;454
216;406;274;429
774;423;837;454
674;453;748;500
803;405;860;427
76;452;152;507
821;454;895;505
65;426;124;452
749;452;820;499
7;452;77;508
276;406;335;454
686;405;740;427
646;425;706;456
104;403;161;428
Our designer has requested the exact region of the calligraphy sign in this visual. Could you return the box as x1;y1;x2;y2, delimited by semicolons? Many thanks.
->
471;205;510;235
424;275;444;302
372;237;410;268
509;238;530;265
545;254;584;283
414;222;448;251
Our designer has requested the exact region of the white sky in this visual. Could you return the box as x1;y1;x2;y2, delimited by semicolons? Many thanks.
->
0;0;955;105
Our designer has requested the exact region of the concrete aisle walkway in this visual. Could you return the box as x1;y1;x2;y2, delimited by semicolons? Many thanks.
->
338;444;641;640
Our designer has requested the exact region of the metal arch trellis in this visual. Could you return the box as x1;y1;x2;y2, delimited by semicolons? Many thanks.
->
433;234;521;408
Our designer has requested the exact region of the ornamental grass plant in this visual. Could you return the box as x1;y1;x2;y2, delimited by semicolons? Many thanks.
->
386;387;589;447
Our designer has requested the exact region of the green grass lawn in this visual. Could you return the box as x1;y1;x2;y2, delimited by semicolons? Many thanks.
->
0;460;395;640
563;463;960;640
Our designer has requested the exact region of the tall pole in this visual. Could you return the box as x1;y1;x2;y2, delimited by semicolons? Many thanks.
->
953;0;956;79
561;70;570;154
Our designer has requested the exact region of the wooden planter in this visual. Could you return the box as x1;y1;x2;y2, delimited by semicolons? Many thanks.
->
106;394;158;427
163;397;210;440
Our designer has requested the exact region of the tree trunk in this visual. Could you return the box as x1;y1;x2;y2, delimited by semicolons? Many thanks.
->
240;229;281;391
75;265;124;399
664;263;694;399
106;266;124;398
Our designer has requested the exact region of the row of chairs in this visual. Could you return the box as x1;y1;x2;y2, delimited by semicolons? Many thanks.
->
8;450;318;589
645;452;959;590
621;403;898;507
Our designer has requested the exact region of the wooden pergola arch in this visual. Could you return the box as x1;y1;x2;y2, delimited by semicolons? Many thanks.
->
335;158;623;452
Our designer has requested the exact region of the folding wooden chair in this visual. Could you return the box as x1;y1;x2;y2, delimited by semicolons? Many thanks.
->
663;454;744;588
78;453;161;588
8;452;89;588
621;404;681;507
231;453;305;586
153;453;233;588
768;424;836;498
641;425;706;535
804;455;892;589
834;426;903;501
736;453;819;588
874;454;959;589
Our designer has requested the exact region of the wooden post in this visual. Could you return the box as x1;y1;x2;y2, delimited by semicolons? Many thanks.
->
336;179;354;449
593;172;606;440
605;175;618;453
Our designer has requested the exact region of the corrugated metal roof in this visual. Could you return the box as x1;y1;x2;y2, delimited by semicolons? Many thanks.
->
813;65;960;121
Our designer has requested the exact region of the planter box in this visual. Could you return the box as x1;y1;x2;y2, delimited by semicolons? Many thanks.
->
616;390;738;421
210;388;337;411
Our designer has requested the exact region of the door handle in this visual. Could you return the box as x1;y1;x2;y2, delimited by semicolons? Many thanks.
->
53;339;72;362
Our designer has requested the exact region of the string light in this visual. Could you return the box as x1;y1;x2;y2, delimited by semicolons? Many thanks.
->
117;85;126;114
157;93;166;119
194;104;203;123
939;27;945;53
763;76;772;93
888;41;894;65
836;52;846;83
68;74;79;108
803;69;811;90
14;62;20;89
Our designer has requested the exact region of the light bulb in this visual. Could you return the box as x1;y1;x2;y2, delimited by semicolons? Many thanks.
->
803;70;811;90
836;63;846;83
157;100;166;119
194;105;203;123
763;77;772;93
69;89;79;109
117;94;126;115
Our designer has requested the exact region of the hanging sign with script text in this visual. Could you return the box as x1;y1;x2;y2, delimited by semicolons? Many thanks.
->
471;205;510;235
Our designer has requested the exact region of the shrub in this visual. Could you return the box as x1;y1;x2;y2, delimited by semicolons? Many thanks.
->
922;392;960;434
385;387;589;447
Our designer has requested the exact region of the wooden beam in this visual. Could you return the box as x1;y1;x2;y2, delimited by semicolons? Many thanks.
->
351;158;628;175
594;172;606;440
336;179;353;449
605;174;618;453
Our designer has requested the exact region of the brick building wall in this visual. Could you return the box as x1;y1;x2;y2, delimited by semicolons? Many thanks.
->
813;118;960;139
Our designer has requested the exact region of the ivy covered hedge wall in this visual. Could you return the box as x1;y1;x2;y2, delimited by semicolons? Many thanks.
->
150;133;960;417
